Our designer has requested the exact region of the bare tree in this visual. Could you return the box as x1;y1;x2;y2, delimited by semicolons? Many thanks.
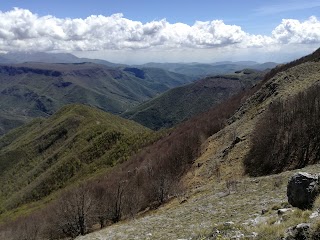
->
48;184;94;238
110;179;128;223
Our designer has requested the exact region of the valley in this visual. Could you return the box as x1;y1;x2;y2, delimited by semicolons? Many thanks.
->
0;61;193;135
0;48;320;240
123;69;265;130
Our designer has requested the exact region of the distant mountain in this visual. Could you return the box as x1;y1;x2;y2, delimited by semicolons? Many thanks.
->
123;69;266;130
0;104;154;212
0;51;123;68
0;62;193;135
0;51;278;78
211;60;258;66
138;61;278;78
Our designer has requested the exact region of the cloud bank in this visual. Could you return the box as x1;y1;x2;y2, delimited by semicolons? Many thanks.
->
0;8;319;55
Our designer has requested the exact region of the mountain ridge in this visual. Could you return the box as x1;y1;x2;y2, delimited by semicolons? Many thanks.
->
0;104;156;213
0;62;193;135
123;69;266;130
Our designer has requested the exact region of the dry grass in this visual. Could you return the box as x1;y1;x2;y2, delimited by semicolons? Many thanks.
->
187;61;320;188
76;163;320;240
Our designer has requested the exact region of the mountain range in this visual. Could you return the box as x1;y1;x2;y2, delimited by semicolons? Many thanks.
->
0;51;278;78
0;61;193;135
138;61;278;78
0;52;278;135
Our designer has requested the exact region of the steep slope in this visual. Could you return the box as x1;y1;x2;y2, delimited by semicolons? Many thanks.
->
0;104;154;213
187;47;320;186
0;62;193;134
123;69;264;130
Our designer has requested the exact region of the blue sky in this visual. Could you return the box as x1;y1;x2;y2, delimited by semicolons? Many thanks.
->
0;0;320;63
2;0;319;32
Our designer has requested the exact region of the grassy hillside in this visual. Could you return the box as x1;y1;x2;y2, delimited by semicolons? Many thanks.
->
123;69;265;130
0;104;155;214
188;48;320;187
72;163;320;240
0;62;192;134
244;78;320;177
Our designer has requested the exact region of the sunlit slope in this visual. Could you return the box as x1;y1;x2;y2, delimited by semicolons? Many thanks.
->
0;104;153;212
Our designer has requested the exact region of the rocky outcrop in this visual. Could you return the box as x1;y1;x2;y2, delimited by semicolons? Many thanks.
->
287;172;320;209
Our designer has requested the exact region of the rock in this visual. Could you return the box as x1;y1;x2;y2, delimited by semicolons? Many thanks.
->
231;231;244;239
309;211;319;219
224;221;235;227
277;208;293;215
249;216;269;226
285;223;310;240
287;172;320;209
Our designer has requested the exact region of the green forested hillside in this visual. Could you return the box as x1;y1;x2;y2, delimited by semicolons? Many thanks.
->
0;104;155;213
123;69;265;130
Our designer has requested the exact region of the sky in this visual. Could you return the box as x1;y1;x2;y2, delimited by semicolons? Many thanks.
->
0;0;320;64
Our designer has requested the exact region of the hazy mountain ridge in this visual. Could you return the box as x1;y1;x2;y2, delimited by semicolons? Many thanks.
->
138;61;278;78
0;51;278;78
0;52;122;68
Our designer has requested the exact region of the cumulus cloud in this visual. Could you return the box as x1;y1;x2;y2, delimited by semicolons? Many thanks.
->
272;16;320;44
0;8;319;53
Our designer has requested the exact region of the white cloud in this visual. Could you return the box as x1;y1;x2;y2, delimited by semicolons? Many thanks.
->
0;8;319;54
272;16;320;44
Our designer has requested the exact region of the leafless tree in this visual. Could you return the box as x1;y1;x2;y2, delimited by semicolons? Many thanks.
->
48;184;95;238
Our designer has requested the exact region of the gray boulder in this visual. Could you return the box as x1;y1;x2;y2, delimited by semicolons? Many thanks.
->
284;223;310;240
287;172;319;209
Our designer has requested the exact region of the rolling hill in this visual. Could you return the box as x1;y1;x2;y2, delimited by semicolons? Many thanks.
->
0;104;156;214
0;62;193;135
123;69;265;130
